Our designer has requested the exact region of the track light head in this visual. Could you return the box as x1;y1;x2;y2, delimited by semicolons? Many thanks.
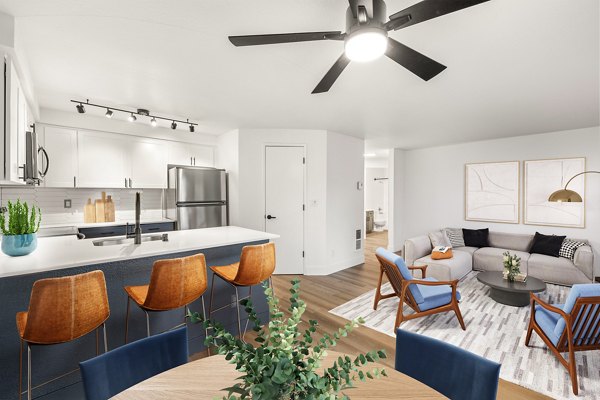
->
76;103;86;114
189;124;195;133
171;121;177;130
128;113;137;122
150;117;157;127
105;108;113;118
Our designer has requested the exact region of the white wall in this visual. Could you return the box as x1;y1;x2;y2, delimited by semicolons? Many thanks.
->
365;167;388;214
389;126;600;274
326;132;365;273
221;129;365;275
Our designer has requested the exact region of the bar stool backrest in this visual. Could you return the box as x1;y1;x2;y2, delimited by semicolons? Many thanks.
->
23;270;110;344
233;242;276;286
144;254;208;310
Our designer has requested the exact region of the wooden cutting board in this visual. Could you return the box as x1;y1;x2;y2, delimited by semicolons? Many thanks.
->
105;195;115;222
95;192;106;223
84;198;96;223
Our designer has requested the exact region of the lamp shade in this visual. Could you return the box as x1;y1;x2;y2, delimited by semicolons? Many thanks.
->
548;189;583;203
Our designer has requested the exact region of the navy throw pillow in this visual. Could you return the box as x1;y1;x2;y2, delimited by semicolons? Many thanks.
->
462;228;489;248
529;232;566;258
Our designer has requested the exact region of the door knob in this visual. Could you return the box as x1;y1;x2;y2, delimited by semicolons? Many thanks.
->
266;215;277;220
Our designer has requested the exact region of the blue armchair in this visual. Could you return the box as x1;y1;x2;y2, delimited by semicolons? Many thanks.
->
374;248;466;331
396;329;501;400
79;326;188;400
525;284;600;395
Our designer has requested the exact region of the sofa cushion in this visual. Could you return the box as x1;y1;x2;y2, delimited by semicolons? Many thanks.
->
535;304;564;346
454;246;478;256
417;283;461;311
528;254;591;285
488;231;533;252
529;232;566;258
473;247;530;273
463;228;489;248
414;251;472;281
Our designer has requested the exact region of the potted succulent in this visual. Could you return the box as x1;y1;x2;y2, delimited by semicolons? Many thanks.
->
0;200;41;257
189;279;387;399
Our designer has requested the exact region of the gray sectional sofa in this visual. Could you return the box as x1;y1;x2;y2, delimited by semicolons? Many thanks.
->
404;230;594;286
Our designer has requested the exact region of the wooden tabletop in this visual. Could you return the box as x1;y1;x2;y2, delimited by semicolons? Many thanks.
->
113;350;446;399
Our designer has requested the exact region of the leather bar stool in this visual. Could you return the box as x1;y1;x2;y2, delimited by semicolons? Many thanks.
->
16;270;110;400
124;253;208;342
208;242;276;340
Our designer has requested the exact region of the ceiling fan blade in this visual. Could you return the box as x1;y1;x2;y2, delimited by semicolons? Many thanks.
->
229;31;343;46
385;38;446;81
384;14;412;31
388;0;490;30
312;54;351;94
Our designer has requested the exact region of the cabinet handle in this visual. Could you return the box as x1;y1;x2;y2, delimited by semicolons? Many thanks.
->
193;157;196;165
190;157;193;165
129;178;132;188
125;178;128;188
74;176;76;188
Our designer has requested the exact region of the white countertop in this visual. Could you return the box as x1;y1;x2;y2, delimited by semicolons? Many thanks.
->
41;218;174;229
0;226;278;279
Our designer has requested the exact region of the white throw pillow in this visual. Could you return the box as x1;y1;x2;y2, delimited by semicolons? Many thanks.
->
428;230;451;248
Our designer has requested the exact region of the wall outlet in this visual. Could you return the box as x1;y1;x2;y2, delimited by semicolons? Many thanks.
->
64;199;72;208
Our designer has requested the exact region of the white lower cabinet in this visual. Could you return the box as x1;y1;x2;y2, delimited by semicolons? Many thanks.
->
41;126;78;188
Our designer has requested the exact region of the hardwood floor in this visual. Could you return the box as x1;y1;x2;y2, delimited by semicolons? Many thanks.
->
194;230;550;399
270;231;551;400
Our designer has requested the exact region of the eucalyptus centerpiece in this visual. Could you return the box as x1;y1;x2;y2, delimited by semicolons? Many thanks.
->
502;251;521;282
189;279;387;400
0;200;41;257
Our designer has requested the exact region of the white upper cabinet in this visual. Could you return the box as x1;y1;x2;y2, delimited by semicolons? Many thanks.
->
77;130;129;188
41;126;78;188
168;141;214;167
128;137;167;188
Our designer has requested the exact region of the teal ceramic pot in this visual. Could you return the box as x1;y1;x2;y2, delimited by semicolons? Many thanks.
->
1;233;38;257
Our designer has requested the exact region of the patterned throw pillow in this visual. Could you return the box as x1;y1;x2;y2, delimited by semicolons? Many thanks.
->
444;228;465;248
559;239;586;261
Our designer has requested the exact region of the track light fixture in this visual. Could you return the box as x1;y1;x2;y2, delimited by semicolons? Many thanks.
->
70;99;199;132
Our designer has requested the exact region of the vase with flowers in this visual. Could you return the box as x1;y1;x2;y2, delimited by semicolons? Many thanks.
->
502;251;521;282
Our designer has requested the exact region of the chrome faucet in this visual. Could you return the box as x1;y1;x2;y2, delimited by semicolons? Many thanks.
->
126;192;142;244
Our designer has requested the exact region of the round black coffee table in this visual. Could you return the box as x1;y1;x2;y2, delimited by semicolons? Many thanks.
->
477;271;546;307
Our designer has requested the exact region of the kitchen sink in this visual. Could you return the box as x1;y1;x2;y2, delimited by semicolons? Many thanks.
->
92;233;168;247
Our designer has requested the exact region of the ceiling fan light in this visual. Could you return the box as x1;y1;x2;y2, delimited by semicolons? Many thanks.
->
345;29;387;62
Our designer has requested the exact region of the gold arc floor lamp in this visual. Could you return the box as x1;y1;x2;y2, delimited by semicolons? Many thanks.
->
548;171;600;202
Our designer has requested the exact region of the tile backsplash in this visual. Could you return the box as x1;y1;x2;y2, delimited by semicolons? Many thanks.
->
0;187;164;226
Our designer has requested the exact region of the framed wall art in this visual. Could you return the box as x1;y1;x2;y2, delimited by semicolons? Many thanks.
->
465;161;520;224
524;157;585;228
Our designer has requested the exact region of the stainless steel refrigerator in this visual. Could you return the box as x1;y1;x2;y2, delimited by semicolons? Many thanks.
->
166;166;228;230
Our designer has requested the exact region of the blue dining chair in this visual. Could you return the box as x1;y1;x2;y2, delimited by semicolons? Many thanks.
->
79;326;188;400
525;283;600;395
395;329;501;400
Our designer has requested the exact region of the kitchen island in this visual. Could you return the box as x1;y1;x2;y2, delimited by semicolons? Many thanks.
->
0;226;278;400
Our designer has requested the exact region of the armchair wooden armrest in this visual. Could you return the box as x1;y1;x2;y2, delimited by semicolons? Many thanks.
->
403;278;458;288
408;265;427;278
530;293;571;321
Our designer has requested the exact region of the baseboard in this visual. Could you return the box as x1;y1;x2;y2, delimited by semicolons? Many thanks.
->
304;254;365;276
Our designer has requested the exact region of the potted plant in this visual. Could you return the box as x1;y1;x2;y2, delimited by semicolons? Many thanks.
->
0;200;41;257
502;251;521;282
189;279;387;399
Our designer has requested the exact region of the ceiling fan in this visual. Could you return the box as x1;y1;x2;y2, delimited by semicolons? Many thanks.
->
229;0;490;93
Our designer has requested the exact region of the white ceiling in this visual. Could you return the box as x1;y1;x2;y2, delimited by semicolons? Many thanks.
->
0;0;598;149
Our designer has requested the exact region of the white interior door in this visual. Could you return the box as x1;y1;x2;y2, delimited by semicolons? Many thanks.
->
265;146;305;274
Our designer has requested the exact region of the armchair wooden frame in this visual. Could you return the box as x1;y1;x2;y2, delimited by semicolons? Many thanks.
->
525;293;600;395
373;254;466;331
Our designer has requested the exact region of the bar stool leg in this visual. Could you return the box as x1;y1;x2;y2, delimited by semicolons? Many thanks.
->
103;323;108;353
208;274;216;320
124;296;131;344
95;328;99;356
18;339;23;400
27;344;32;400
200;295;211;356
234;286;243;340
241;286;253;340
144;310;151;337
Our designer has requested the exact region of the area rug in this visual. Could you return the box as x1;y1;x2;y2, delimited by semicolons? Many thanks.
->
329;272;600;400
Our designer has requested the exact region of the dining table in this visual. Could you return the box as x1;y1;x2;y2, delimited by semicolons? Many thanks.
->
113;350;446;399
